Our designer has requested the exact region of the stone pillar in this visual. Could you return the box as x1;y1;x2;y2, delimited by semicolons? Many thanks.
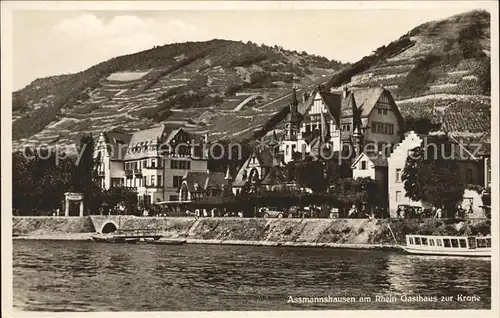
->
65;198;69;216
79;202;84;217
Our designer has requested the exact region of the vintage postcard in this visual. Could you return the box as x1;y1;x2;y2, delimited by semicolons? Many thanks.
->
1;1;498;317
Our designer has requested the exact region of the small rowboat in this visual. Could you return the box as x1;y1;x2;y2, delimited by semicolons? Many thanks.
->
402;234;491;257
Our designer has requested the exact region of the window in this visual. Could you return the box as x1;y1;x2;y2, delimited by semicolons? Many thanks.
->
459;239;467;248
396;191;402;202
436;239;442;247
415;237;421;245
409;237;414;245
171;160;191;170
485;238;491;247
451;239;459;248
477;239;485;248
371;121;394;135
151;176;155;186
429;239;435;246
173;176;183;188
383;109;388;115
421;238;428;245
361;161;367;170
111;178;123;187
395;169;402;182
158;176;162;187
443;239;451;248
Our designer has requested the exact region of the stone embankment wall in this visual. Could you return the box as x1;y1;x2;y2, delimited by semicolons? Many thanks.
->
13;216;490;246
12;216;96;235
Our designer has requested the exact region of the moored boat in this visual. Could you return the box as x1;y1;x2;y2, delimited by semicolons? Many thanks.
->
145;238;186;245
91;233;140;244
402;234;491;257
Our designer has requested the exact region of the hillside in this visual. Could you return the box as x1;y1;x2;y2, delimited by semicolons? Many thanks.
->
12;39;342;149
325;9;491;138
12;10;491;151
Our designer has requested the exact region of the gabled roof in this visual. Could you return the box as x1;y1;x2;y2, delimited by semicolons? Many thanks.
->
232;157;252;187
164;128;184;144
319;92;342;123
342;87;385;118
182;171;225;192
232;148;276;187
128;125;166;146
261;166;289;185
253;147;277;167
102;131;132;160
351;151;388;168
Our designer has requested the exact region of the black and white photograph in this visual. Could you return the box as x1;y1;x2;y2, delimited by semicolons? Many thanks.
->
1;1;498;316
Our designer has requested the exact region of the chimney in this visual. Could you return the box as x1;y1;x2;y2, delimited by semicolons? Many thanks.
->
342;87;348;99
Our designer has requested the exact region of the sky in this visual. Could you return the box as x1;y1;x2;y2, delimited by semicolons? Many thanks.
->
11;2;494;91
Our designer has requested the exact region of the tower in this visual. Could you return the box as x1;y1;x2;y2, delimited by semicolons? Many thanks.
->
223;166;233;196
285;87;300;141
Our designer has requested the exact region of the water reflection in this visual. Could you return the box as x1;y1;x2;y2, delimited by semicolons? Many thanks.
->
13;241;490;311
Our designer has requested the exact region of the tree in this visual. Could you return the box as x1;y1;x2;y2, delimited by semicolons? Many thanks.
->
288;160;328;193
12;148;74;214
402;146;465;217
101;187;138;215
329;177;378;217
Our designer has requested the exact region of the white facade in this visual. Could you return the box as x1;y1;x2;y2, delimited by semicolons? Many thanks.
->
387;131;426;216
94;126;209;206
352;153;377;180
280;91;341;164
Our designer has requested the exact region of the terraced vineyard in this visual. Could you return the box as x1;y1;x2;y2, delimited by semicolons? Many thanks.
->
12;40;339;149
328;10;491;137
12;10;491;150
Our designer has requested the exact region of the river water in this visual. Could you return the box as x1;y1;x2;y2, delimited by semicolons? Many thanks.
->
13;240;490;311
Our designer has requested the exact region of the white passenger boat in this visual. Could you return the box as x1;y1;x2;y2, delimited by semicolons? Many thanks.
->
403;234;491;257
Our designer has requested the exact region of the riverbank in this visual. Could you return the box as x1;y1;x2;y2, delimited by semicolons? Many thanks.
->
12;216;490;249
12;234;402;250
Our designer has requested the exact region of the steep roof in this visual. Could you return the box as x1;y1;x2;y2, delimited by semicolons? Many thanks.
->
232;147;276;187
319;92;342;123
255;147;276;167
128;125;166;146
182;171;225;192
232;157;251;187
351;151;388;168
341;87;385;118
164;128;184;144
102;131;132;160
